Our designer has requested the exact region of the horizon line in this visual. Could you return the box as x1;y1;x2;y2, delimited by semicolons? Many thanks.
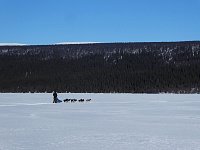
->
0;40;200;46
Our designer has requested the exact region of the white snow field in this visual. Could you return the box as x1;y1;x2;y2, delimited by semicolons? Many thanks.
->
0;93;200;150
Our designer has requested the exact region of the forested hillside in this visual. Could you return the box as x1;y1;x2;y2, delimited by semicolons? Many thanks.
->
0;41;200;93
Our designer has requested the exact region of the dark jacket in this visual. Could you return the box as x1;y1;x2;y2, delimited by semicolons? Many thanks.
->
53;92;57;103
53;92;57;98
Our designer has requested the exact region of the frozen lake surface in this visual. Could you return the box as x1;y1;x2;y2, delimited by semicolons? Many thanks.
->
0;93;200;150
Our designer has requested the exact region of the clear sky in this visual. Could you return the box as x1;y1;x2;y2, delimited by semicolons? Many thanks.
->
0;0;199;44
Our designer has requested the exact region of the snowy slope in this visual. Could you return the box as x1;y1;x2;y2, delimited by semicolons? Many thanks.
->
0;93;200;150
0;41;200;62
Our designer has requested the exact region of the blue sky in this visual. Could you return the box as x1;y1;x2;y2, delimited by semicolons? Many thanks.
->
0;0;199;44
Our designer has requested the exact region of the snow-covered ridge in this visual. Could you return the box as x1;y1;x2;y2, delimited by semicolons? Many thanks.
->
0;43;27;46
0;42;101;46
55;42;101;45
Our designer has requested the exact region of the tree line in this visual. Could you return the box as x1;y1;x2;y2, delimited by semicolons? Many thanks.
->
0;42;200;93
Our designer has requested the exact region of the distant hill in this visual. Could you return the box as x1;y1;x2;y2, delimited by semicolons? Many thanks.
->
0;41;200;93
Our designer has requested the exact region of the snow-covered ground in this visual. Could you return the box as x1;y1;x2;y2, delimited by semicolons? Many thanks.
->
0;93;200;150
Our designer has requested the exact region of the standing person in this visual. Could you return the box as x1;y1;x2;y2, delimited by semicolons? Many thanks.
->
53;91;58;103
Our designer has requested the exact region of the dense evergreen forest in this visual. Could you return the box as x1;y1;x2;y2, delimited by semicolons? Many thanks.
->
0;41;200;93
